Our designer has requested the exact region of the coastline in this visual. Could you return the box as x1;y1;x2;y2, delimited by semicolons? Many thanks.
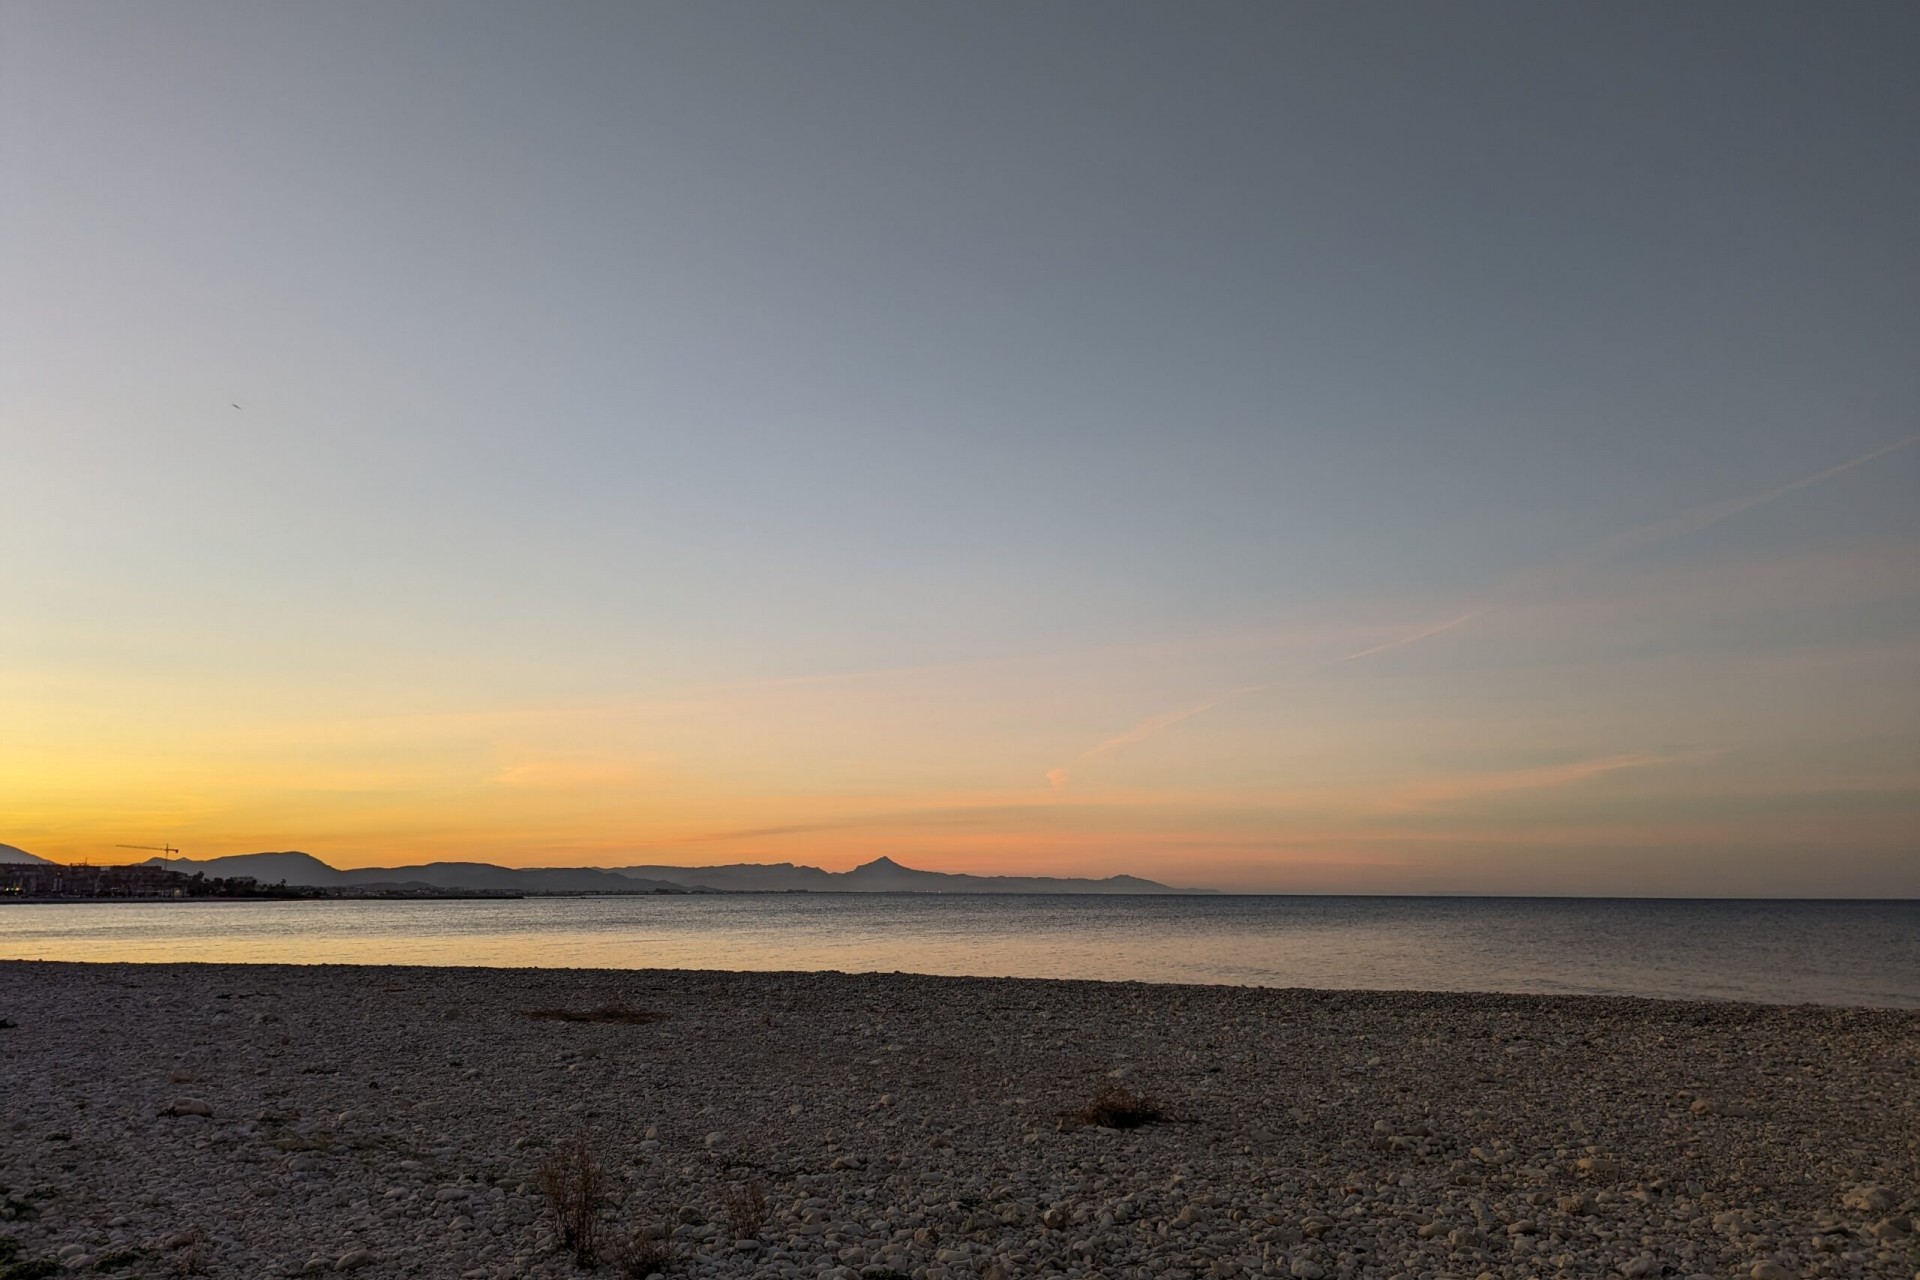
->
2;962;1915;1279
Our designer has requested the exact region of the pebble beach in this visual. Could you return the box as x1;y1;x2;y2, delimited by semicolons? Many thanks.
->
1;961;1915;1280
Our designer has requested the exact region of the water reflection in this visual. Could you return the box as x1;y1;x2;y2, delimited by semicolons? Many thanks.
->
3;894;1915;1007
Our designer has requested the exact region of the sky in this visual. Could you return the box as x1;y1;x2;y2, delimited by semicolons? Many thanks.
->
2;2;1916;894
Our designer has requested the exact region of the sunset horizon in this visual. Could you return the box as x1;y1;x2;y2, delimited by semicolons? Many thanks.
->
10;421;1917;896
10;422;1916;896
9;5;1917;903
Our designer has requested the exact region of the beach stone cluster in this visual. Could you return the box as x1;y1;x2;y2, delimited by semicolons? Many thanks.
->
1;961;1915;1279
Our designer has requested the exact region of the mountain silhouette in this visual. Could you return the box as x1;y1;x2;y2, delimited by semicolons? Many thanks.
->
120;851;1212;894
134;852;687;894
615;854;1211;894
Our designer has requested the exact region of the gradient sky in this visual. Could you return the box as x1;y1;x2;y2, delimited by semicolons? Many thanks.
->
4;2;1917;894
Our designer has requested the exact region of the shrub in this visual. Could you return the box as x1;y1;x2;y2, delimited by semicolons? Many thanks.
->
612;1218;674;1278
1060;1083;1165;1130
537;1132;607;1265
169;1229;204;1277
722;1180;768;1238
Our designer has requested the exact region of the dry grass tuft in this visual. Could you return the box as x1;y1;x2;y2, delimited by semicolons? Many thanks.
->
523;1004;663;1025
169;1228;205;1276
613;1218;675;1277
1060;1082;1166;1130
722;1179;768;1238
537;1132;607;1265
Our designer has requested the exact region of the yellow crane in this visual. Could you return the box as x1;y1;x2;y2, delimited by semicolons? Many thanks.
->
117;843;181;871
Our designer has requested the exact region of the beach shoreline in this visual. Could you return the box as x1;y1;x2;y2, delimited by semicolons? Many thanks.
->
8;896;1916;1009
2;961;1915;1279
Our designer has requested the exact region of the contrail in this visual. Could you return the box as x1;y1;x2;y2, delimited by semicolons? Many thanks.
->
1497;430;1920;599
1324;610;1482;665
1049;610;1484;786
1044;430;1919;786
1047;691;1245;787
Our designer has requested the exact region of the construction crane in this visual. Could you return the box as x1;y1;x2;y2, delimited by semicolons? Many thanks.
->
117;843;181;869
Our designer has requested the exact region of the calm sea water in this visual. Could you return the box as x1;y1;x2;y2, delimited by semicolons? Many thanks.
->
3;894;1915;1007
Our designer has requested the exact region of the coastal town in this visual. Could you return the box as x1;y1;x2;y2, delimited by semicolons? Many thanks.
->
0;861;512;901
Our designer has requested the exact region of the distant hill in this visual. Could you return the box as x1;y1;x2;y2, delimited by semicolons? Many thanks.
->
0;842;52;865
613;855;1213;894
127;851;1211;895
609;861;839;892
139;852;688;895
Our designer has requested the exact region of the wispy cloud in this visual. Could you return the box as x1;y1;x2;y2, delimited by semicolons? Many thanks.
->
488;757;664;790
1324;610;1482;665
1047;691;1245;787
673;810;993;844
1385;751;1679;809
1493;430;1920;601
1043;431;1920;786
1046;613;1490;787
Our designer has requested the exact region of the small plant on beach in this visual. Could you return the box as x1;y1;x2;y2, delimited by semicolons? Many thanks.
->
722;1179;768;1238
524;1004;663;1026
612;1217;674;1278
169;1229;205;1277
1060;1083;1166;1130
1;1234;58;1280
537;1132;607;1265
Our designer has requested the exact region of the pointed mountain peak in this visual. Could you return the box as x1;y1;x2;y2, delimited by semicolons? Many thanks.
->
853;856;906;871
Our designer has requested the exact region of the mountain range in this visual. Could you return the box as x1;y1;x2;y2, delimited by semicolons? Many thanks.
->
122;851;688;895
611;855;1208;894
103;850;1209;895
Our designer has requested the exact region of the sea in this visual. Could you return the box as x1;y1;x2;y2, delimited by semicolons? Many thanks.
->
2;894;1915;1007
